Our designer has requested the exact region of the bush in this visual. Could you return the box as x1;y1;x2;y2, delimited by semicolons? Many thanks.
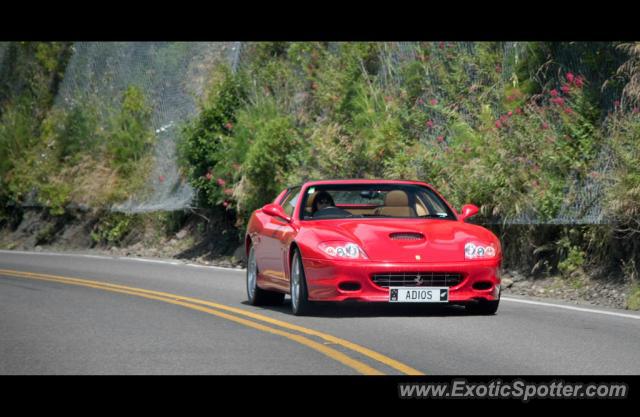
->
558;244;586;277
605;111;640;234
107;86;154;175
178;65;246;208
35;222;58;245
239;106;303;217
54;98;100;163
0;42;72;114
0;97;44;205
90;212;139;246
37;181;71;216
626;285;640;311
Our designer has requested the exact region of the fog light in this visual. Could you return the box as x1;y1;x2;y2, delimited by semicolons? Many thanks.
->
338;282;361;291
472;281;493;291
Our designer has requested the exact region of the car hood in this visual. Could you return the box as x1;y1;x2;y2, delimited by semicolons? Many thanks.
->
302;218;500;263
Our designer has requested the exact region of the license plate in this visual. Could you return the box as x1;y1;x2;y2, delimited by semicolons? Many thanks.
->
389;287;449;303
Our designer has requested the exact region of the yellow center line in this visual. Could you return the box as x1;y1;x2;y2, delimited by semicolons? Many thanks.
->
0;268;424;375
0;270;382;375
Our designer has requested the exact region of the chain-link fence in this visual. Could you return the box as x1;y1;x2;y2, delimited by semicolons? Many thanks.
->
50;42;622;223
376;42;616;225
55;42;238;212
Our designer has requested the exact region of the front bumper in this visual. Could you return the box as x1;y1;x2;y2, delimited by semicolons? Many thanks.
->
302;257;501;303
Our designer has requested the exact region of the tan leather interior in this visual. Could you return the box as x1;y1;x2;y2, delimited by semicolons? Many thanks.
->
306;189;423;217
344;208;376;215
375;190;415;217
305;192;317;213
415;197;428;216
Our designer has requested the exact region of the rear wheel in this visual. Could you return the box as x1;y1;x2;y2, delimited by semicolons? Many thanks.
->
247;246;285;306
290;249;314;316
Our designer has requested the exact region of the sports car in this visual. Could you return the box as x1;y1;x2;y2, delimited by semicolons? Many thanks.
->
245;179;502;316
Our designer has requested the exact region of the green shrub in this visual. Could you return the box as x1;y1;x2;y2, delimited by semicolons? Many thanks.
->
0;98;44;205
37;181;71;216
0;42;72;114
35;222;58;245
556;229;587;277
178;65;246;207
626;285;640;311
0;42;82;213
605;111;640;232
54;98;100;162
558;245;586;277
240;108;303;217
188;94;305;220
90;212;138;246
107;86;154;175
0;98;40;175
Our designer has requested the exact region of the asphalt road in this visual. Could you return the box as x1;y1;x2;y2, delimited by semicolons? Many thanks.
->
1;250;640;375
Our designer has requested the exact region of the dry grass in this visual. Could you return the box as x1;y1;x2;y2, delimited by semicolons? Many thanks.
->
627;285;640;310
617;42;640;108
54;153;153;208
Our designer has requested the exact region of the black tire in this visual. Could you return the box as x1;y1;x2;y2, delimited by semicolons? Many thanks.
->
290;249;314;316
465;299;500;315
246;246;285;306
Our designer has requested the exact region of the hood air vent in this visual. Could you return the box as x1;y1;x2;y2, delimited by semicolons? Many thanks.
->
389;232;425;241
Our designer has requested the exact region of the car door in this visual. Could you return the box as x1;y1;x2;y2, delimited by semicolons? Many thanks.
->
277;187;301;290
250;189;284;287
258;187;300;290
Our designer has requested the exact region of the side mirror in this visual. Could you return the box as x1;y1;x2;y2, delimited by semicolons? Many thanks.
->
261;203;292;223
459;204;479;221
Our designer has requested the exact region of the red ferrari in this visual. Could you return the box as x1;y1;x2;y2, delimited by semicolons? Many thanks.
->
245;180;502;316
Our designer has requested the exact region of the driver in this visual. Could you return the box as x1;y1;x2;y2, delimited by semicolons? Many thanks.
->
312;191;335;213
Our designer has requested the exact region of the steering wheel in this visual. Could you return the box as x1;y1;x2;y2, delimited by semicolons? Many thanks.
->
312;206;352;218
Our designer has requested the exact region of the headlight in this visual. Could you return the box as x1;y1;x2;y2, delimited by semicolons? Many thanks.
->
465;242;497;259
318;242;369;259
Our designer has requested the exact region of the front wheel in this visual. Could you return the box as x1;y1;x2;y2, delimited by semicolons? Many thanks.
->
247;246;285;306
290;249;314;316
465;299;500;315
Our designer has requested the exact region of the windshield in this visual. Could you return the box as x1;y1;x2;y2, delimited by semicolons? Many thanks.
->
300;184;456;220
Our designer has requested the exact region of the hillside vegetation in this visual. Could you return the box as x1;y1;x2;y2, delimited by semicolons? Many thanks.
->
1;42;640;307
178;42;640;283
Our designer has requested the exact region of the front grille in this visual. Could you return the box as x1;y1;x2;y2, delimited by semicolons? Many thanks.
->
371;272;464;288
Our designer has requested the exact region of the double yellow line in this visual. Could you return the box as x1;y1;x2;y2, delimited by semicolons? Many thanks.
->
0;268;423;376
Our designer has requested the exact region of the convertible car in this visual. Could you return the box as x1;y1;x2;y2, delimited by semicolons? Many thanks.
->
245;179;502;316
